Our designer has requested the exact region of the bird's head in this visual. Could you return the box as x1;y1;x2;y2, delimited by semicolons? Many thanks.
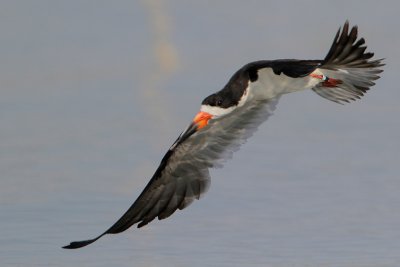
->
192;88;249;130
192;93;234;130
191;68;251;131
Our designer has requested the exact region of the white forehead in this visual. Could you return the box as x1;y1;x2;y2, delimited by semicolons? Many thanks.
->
200;105;235;116
200;86;250;117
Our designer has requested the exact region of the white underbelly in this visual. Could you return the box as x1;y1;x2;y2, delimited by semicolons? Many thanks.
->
247;68;320;101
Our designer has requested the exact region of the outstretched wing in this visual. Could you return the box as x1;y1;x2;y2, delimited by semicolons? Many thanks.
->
310;21;384;104
63;97;279;249
63;21;384;250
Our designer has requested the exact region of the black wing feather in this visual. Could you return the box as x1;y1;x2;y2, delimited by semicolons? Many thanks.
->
312;21;384;104
243;59;321;79
63;97;278;249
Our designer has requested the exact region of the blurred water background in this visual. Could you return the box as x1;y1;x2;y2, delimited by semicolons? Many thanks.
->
1;1;399;266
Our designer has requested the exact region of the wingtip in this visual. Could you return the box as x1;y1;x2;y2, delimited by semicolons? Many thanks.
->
376;58;386;67
323;20;382;68
343;20;356;31
62;240;92;249
62;243;76;249
62;236;103;249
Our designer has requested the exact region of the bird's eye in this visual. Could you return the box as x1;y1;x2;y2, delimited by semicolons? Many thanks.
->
216;99;223;106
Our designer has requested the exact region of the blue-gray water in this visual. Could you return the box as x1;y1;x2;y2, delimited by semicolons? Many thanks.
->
1;1;399;266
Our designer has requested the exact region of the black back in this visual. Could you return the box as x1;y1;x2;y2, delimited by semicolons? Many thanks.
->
202;59;321;108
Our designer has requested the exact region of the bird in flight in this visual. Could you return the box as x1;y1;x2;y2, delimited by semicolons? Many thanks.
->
64;21;383;249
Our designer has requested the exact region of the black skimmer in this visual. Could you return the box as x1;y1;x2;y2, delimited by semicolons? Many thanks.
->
63;21;384;249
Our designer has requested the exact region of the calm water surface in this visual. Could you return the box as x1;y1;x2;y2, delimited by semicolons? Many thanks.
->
1;1;399;266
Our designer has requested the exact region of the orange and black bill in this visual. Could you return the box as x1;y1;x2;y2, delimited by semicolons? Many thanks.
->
171;111;213;147
192;111;213;130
